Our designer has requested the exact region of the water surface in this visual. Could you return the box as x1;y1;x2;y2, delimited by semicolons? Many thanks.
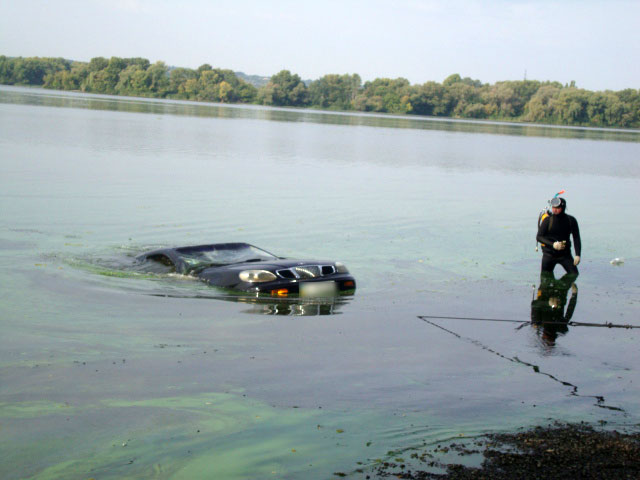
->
1;86;639;479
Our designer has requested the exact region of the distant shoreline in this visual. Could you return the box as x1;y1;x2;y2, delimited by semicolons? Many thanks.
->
3;84;639;139
1;55;639;130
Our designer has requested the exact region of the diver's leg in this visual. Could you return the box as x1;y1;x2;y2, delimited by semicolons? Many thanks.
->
541;254;557;273
558;255;579;276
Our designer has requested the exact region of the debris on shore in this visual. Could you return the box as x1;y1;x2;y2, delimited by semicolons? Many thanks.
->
373;423;640;479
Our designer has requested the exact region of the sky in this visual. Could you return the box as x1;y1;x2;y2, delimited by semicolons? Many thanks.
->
1;0;638;91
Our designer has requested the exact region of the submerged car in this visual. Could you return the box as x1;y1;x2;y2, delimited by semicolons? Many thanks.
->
136;242;356;297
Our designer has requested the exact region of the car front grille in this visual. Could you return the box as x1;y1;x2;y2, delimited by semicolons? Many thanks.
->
276;265;336;280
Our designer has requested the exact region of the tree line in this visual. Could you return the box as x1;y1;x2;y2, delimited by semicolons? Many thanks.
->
1;55;638;128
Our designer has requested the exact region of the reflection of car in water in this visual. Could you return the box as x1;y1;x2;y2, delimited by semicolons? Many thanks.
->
147;291;351;316
530;272;578;347
226;295;350;316
136;243;356;297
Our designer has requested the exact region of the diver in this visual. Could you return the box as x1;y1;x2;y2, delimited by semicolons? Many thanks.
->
530;271;578;347
536;197;581;275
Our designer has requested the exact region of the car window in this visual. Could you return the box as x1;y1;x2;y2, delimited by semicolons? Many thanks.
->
177;244;277;271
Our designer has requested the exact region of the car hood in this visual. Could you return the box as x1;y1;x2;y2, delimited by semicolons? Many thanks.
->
203;259;335;272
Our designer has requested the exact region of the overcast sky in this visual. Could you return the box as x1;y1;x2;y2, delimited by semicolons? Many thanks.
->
1;0;638;91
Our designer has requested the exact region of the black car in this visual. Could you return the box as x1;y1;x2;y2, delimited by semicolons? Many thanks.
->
136;242;356;297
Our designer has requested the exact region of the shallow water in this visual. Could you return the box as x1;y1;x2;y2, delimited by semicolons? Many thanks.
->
1;85;639;479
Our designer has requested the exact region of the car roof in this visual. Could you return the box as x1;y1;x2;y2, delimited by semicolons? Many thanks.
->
174;242;252;254
137;243;274;274
139;242;254;257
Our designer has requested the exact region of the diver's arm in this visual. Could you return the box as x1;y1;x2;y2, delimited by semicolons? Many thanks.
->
536;217;555;247
571;217;581;256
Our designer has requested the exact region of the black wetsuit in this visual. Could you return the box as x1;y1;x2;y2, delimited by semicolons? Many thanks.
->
537;211;581;275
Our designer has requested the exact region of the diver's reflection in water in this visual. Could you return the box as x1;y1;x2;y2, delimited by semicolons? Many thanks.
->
530;272;578;349
226;295;352;316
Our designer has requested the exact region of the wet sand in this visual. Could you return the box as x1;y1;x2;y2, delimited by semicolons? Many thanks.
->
371;423;640;479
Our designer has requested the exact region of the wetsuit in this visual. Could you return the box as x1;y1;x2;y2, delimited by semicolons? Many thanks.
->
537;212;581;275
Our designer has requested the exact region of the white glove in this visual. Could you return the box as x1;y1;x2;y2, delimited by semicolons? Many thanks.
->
553;241;565;251
574;255;580;266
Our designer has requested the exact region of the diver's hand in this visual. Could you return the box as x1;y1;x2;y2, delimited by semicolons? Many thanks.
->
573;255;580;266
571;283;578;295
553;241;565;250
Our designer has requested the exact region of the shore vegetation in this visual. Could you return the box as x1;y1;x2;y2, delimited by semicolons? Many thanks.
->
1;55;638;128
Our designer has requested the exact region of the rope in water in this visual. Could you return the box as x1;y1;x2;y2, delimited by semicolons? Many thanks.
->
417;315;639;329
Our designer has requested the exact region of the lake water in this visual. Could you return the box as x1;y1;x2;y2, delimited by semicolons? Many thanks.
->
1;85;639;479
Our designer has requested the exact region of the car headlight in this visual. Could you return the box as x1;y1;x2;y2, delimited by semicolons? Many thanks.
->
335;262;349;273
239;270;277;283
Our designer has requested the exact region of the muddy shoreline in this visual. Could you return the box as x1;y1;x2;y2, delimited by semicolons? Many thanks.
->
370;422;640;479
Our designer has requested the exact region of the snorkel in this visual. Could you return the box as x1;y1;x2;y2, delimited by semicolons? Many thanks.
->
551;189;565;204
546;190;565;214
550;190;567;213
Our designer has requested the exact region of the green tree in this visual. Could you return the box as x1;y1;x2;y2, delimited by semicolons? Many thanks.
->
0;56;15;84
463;103;489;118
524;84;562;123
258;70;309;106
2;55;637;128
44;70;79;90
443;73;462;87
175;67;255;103
218;81;233;102
614;89;640;127
124;57;151;70
115;64;149;95
88;57;108;72
146;61;170;96
353;78;411;113
557;88;590;124
8;57;69;85
448;83;481;116
169;67;198;97
309;73;361;110
81;56;126;94
408;81;448;116
483;82;518;117
198;69;226;101
235;80;257;103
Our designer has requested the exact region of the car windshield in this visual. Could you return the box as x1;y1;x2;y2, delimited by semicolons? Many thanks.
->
175;244;278;272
